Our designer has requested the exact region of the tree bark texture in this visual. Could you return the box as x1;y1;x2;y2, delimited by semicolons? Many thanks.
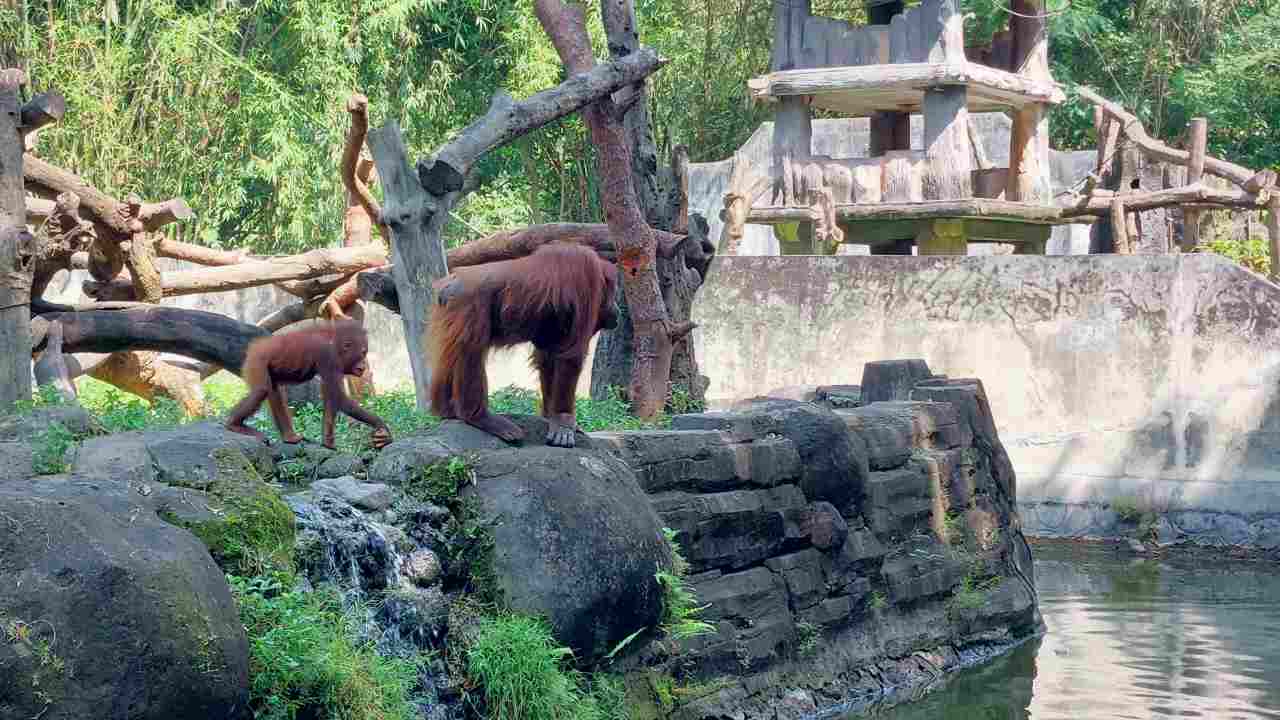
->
536;0;680;418
367;45;667;409
34;307;268;376
0;68;34;411
84;244;387;301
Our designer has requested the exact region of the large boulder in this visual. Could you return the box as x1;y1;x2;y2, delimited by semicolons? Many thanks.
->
462;445;672;663
0;476;250;720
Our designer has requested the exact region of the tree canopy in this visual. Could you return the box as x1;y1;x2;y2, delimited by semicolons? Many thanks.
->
3;0;1276;255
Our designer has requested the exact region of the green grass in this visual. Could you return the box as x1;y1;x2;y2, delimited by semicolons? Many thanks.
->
229;573;421;720
656;528;715;642
70;376;663;450
466;614;623;720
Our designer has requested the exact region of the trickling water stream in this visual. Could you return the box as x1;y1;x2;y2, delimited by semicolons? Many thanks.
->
861;541;1280;720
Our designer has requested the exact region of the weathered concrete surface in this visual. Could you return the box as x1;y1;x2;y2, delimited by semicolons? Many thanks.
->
690;253;1280;540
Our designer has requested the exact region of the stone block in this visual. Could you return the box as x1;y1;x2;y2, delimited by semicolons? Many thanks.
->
693;566;791;625
863;460;935;540
312;476;394;511
765;549;827;610
860;359;934;403
880;542;968;604
673;400;869;511
652;485;807;572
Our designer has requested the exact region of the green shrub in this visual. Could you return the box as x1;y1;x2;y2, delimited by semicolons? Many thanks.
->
229;573;421;720
466;614;613;720
656;528;715;641
31;421;75;475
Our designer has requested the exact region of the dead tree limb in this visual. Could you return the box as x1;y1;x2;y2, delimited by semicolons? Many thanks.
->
367;44;667;406
0;69;34;411
1077;86;1267;191
1066;182;1268;216
84;244;388;300
155;237;252;266
341;93;385;243
33;307;268;376
32;191;95;299
32;318;76;401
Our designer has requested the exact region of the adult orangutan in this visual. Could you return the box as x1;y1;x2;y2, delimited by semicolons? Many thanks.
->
430;242;619;448
225;320;393;450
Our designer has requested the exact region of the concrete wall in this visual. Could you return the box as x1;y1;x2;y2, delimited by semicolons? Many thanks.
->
691;253;1280;541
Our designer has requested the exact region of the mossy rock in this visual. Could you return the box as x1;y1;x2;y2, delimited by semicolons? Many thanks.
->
163;447;296;576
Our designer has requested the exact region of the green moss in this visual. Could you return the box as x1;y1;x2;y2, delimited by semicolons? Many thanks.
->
795;620;818;657
2;615;69;710
170;449;297;576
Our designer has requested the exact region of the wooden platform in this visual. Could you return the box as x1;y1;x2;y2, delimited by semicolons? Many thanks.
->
748;62;1065;116
747;199;1090;225
747;199;1094;255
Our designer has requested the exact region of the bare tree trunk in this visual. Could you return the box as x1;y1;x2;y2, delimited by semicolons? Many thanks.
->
365;46;666;408
0;69;34;411
535;0;686;418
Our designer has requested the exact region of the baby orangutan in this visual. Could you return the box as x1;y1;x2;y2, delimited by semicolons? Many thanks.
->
225;320;393;450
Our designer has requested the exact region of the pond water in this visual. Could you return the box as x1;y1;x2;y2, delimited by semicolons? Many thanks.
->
866;541;1280;720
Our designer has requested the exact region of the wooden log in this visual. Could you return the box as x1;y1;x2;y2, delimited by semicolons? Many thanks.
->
32;318;76;402
882;150;923;202
1110;197;1130;254
1270;195;1280;283
1096;115;1121;184
1006;103;1049;202
922;86;972;200
0;69;33;410
1244;170;1277;195
1078;86;1261;191
1065;182;1267;215
1181;117;1208;250
1010;0;1050;80
34;307;268;376
84;244;388;301
851;160;883;203
749;62;1066;106
870;111;911;156
155;237;252;266
32;191;95;299
19;92;66;140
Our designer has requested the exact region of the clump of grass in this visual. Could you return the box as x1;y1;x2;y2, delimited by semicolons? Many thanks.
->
656;528;715;641
229;573;421;720
31;421;75;475
869;590;888;611
945;573;1004;620
795;620;818;656
466;614;614;720
403;456;476;509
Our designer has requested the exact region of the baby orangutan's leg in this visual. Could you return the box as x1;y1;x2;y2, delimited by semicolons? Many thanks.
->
268;385;303;444
225;386;270;443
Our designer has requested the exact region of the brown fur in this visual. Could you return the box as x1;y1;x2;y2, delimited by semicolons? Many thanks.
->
429;243;619;447
226;320;391;449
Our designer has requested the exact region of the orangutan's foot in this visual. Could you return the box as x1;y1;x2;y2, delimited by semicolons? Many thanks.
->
468;412;526;443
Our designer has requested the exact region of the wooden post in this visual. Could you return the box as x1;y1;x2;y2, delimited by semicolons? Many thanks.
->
1182;117;1208;251
0;69;33;411
1111;197;1130;254
916;218;967;255
866;0;904;25
921;0;966;64
1268;195;1280;283
869;112;910;157
922;87;972;200
773;98;812;205
1006;0;1051;203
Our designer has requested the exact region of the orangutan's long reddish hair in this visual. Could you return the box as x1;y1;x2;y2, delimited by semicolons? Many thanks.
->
427;243;618;445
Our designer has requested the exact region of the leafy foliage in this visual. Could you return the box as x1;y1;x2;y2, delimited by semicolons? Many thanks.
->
466;614;617;720
229;573;422;720
656;528;715;641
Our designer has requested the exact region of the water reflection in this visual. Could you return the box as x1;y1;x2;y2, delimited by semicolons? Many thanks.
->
861;543;1280;720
